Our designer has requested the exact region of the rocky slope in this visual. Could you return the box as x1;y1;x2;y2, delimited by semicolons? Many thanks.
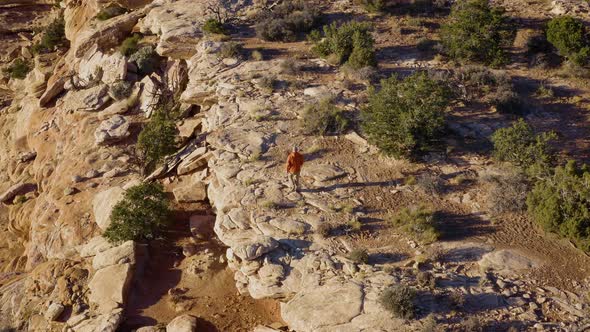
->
0;0;589;331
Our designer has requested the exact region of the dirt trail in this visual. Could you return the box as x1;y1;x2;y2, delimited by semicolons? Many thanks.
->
122;205;283;331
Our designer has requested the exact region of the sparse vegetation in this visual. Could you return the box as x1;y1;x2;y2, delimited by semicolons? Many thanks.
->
527;161;590;252
379;285;417;319
462;316;485;332
120;34;141;57
280;58;301;75
546;16;590;67
203;18;227;35
136;111;178;175
312;21;376;69
3;58;31;80
219;42;243;59
482;170;529;214
391;206;440;244
349;248;369;264
129;46;161;76
251;49;263;61
347;218;363;232
261;200;279;210
361;72;451;158
104;183;171;243
316;223;332;237
417;271;437;289
32;15;67;54
95;5;127;21
109;80;133;100
441;0;514;66
354;0;385;12
255;0;320;42
491;119;557;175
415;173;444;195
300;98;349;135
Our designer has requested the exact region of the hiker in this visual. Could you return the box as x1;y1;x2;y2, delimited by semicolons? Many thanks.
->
286;146;304;192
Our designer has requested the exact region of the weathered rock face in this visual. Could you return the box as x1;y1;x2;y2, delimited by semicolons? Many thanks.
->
92;187;125;231
138;0;205;59
88;263;133;312
281;282;364;332
94;115;130;146
478;249;540;276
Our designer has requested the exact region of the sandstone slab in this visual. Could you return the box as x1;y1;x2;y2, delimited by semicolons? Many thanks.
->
92;187;125;231
88;264;133;312
166;314;198;332
94;115;130;146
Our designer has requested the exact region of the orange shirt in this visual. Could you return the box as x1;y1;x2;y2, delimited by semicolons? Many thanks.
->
286;152;304;174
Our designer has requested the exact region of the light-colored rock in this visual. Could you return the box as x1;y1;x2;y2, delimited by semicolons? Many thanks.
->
94;115;130;146
92;241;147;270
281;282;364;332
139;0;204;59
231;234;279;261
78;45;128;85
92;187;125;231
177;147;209;175
479;250;539;276
71;308;124;332
136;327;161;332
166;314;198;332
302;164;347;182
172;182;207;203
45;302;64;321
88;263;133;312
303;86;332;99
0;182;37;204
78;236;114;258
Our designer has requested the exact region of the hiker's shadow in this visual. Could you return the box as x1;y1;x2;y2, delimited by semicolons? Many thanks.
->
301;179;401;193
304;148;330;162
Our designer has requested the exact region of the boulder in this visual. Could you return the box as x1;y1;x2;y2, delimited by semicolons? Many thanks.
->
88;264;133;312
139;0;204;59
136;327;161;332
478;249;539;276
138;75;160;117
44;302;64;321
68;84;111;112
231;234;279;261
172;182;207;203
0;183;37;204
78;45;128;85
92;187;125;231
302;164;347;182
94;115;130;146
177;147;209;175
281;282;364;332
70;308;124;332
92;241;148;270
78;236;114;258
166;314;198;332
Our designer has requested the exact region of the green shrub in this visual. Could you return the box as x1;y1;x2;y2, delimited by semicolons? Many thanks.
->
129;46;161;76
95;6;127;21
491;119;557;174
32;16;67;54
251;49;264;61
441;0;514;66
391;206;440;244
203;18;227;35
379;285;417;319
417;271;436;289
255;1;319;42
313;21;376;69
546;16;590;66
219;42;243;59
109;80;133;100
354;0;385;12
120;34;141;57
489;85;524;114
527;161;590;252
3;58;31;80
300;98;349;135
103;183;171;243
361;72;451;157
137;112;178;174
349;248;369;264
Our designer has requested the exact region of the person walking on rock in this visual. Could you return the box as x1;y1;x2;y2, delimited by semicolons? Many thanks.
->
286;146;304;192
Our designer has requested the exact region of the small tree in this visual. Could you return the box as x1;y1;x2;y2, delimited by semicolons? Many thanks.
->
3;58;31;80
491;119;557;174
313;21;376;68
255;1;320;42
527;161;590;252
546;16;590;66
136;111;178;175
32;15;67;54
391;205;440;244
205;0;237;25
361;72;451;158
300;98;349;135
104;183;171;243
441;0;514;66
